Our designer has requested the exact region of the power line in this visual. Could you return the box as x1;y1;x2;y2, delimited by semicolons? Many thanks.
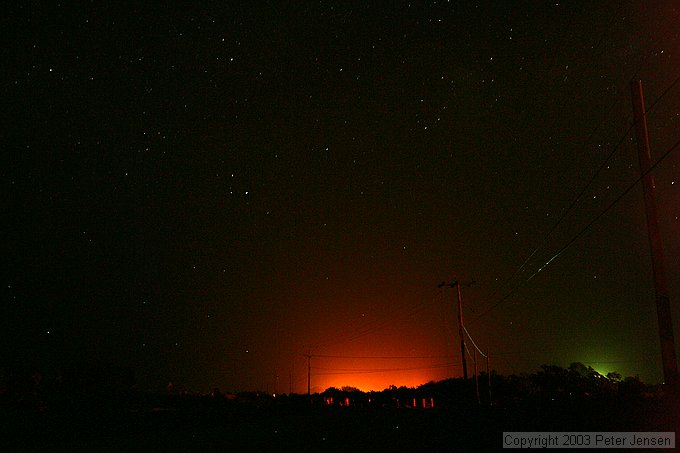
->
311;362;453;372
309;289;441;349
312;365;441;371
470;133;680;324
582;359;655;365
463;340;473;360
327;302;430;345
310;354;451;360
302;70;679;381
480;10;680;313
484;109;632;309
477;3;635;307
645;74;680;113
469;73;680;324
490;347;578;356
312;362;462;375
463;325;487;358
481;73;679;316
493;357;654;366
535;136;679;274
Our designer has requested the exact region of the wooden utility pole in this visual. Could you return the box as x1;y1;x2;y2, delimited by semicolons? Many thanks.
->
439;279;474;380
306;352;311;396
486;350;491;405
630;79;679;387
474;349;480;405
456;281;468;380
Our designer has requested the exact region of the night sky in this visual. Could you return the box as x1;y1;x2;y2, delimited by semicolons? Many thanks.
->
4;1;679;393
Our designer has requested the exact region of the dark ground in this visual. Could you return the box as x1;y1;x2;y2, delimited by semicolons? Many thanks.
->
1;395;676;452
1;364;677;451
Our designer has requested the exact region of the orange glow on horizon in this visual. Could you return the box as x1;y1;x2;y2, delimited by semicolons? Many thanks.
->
287;297;467;393
310;366;460;393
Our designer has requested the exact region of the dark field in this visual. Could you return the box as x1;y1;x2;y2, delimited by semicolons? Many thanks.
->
2;363;678;452
1;393;676;452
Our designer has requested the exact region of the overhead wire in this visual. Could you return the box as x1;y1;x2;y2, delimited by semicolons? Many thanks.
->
490;347;579;356
462;325;487;358
482;78;659;314
480;5;679;315
463;340;472;360
532;134;680;274
483;3;629;305
468;71;680;325
470;132;680;325
312;362;462;375
299;10;680;374
304;76;680;376
305;296;462;377
308;288;442;350
310;354;450;360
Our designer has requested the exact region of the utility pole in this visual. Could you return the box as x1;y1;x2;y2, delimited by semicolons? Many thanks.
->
474;349;480;405
439;278;475;380
306;351;311;396
456;281;468;380
486;349;491;405
630;79;679;387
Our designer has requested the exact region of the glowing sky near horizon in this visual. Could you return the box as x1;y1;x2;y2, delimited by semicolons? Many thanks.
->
4;1;679;393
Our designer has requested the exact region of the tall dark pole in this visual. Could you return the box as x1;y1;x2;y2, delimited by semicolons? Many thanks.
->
630;79;678;387
486;349;491;405
306;352;311;396
440;279;471;380
474;349;480;405
486;349;493;406
455;281;469;380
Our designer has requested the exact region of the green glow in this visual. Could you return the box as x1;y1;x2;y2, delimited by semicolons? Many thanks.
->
585;361;615;377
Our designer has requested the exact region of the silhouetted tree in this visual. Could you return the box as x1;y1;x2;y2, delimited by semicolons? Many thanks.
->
340;386;360;393
606;371;622;382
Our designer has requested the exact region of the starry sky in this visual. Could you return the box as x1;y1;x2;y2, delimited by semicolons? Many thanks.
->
3;1;680;393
